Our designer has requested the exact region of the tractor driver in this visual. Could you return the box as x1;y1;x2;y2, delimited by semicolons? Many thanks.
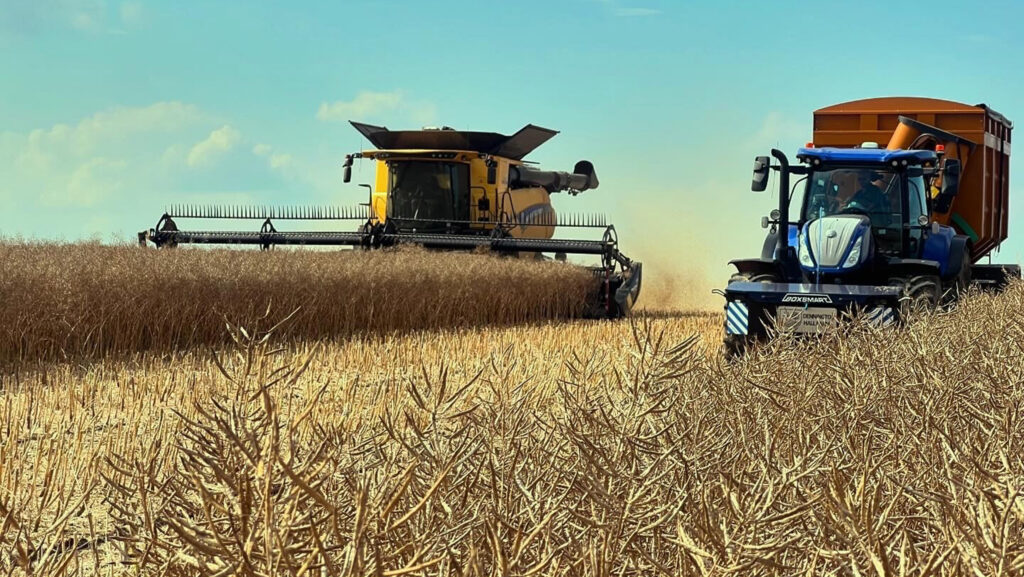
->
842;170;886;213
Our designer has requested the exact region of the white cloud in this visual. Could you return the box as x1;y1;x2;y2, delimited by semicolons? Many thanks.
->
186;125;241;168
59;157;128;206
17;101;202;159
0;0;145;36
69;2;103;31
317;91;404;122
251;142;294;171
119;1;143;27
0;102;313;239
0;102;206;209
316;91;438;126
268;153;292;169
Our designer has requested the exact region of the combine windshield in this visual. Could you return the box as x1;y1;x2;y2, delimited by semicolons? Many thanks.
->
387;161;470;225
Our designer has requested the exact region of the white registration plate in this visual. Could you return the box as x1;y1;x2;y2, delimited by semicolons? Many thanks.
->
776;306;837;334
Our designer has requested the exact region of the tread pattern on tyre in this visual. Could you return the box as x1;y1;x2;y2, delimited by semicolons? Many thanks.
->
888;275;940;318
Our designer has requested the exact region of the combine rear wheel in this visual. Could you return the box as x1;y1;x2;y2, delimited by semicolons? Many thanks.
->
723;272;778;360
887;275;940;318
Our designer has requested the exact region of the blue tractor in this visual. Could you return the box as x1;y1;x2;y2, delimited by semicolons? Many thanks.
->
722;121;1018;357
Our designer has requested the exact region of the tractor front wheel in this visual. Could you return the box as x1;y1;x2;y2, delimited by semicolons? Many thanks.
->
887;274;940;319
723;272;778;360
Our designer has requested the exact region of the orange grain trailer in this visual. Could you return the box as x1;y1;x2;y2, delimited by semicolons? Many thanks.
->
813;97;1012;265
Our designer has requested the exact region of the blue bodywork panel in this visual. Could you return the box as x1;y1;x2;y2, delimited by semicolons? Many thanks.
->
724;282;902;306
796;147;937;165
798;220;871;274
770;225;800;260
922;224;956;276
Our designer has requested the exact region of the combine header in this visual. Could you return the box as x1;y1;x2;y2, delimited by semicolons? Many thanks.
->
722;97;1018;356
140;122;642;317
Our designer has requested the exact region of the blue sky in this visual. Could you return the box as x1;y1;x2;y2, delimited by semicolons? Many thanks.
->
2;0;1023;307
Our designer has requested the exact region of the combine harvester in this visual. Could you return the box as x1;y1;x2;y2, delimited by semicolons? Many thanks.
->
722;97;1018;356
140;122;642;317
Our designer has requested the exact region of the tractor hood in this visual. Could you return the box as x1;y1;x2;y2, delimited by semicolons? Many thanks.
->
798;215;873;273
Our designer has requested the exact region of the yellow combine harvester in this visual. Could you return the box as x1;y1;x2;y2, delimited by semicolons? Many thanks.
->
139;122;642;317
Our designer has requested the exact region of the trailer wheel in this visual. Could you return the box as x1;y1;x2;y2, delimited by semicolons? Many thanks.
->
888;275;940;318
723;272;778;360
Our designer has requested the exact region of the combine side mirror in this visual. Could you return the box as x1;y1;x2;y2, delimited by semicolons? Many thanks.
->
752;156;770;192
343;155;353;183
933;158;960;213
486;163;497;185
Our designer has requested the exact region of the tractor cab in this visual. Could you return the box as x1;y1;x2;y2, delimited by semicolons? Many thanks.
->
793;147;938;272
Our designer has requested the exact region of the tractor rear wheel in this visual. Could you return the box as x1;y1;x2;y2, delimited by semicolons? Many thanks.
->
723;272;779;360
887;275;940;318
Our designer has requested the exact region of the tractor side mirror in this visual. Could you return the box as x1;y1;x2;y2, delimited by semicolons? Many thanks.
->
752;156;770;192
343;155;353;183
486;162;497;185
933;158;960;213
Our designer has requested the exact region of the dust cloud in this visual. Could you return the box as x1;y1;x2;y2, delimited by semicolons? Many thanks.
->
628;224;729;313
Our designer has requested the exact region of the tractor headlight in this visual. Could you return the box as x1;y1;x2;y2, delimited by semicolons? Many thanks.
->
842;235;864;269
798;235;814;267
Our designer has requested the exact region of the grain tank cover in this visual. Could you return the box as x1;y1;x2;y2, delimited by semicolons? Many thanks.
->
811;97;1012;261
349;121;558;160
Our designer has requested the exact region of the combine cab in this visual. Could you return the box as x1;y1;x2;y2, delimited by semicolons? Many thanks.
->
140;122;642;317
722;97;1018;356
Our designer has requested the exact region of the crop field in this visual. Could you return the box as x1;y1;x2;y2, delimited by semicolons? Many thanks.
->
1;244;1023;576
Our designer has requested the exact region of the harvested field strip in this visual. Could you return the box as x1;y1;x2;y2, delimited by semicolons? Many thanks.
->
1;285;1023;575
0;243;595;366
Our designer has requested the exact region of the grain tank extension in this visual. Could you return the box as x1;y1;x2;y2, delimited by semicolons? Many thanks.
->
722;97;1018;356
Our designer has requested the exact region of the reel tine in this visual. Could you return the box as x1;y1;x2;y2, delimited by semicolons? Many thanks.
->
160;203;381;221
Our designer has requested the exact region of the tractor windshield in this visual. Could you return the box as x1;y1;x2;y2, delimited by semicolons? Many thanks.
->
387;161;470;226
802;167;902;228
